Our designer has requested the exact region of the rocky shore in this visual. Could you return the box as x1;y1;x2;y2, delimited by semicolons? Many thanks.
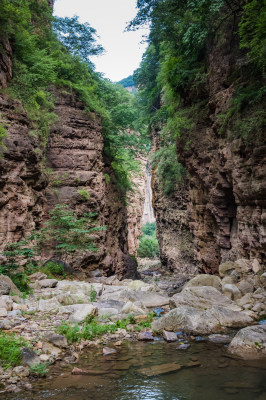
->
0;257;265;394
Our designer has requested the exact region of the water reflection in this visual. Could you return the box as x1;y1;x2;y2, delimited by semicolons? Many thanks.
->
2;341;266;400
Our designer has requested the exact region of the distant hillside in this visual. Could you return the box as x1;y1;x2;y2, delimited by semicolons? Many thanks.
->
118;75;137;94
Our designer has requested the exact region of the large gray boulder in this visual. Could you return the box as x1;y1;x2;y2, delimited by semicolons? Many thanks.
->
184;275;222;292
228;325;266;359
151;305;253;335
101;287;169;308
0;275;20;295
68;304;98;323
170;286;241;311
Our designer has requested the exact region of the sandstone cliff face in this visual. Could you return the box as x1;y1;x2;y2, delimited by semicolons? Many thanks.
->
127;156;147;256
0;87;143;278
0;40;12;89
0;94;47;249
176;18;266;273
151;128;195;273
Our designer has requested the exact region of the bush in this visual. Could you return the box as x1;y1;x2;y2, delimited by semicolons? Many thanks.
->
42;261;64;277
137;222;159;258
0;333;28;369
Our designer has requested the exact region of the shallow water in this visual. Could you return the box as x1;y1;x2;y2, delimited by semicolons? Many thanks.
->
3;340;266;400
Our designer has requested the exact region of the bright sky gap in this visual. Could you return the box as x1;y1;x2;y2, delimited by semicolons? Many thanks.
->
54;0;150;82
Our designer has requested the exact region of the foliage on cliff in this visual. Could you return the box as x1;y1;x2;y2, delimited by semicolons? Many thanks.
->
130;0;266;192
0;0;143;192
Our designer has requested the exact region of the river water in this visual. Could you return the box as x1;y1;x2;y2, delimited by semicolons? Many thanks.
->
4;339;266;400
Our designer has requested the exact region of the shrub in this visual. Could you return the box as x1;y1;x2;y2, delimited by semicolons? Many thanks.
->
77;189;91;201
0;333;28;369
137;222;159;258
42;261;64;277
89;285;97;302
30;363;50;376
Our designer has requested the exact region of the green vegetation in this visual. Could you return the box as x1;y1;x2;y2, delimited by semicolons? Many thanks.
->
137;222;159;258
0;123;7;154
0;332;28;369
77;189;91;201
57;314;155;343
0;0;145;193
30;362;50;376
41;260;65;277
36;204;102;261
118;75;135;88
89;285;97;302
1;204;101;291
128;0;265;193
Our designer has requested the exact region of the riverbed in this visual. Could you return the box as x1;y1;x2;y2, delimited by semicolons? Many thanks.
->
3;340;266;400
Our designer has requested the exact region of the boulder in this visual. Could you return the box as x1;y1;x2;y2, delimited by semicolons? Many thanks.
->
21;348;40;367
228;325;266;359
235;259;251;274
163;330;178;342
37;298;61;313
260;273;266;288
12;366;30;378
222;284;242;300
121;301;146;315
237;278;254;295
236;292;253;307
219;261;237;278
184;275;222;292
46;335;67;348
0;296;13;311
56;281;103;296
69;304;97;323
151;305;253;335
219;259;250;279
0;308;7;317
137;331;154;341
0;275;20;295
208;334;231;344
38;279;58;288
101;287;169;308
29;272;47;282
252;259;262;274
42;342;62;357
170;286;241;311
98;307;119;317
57;293;89;306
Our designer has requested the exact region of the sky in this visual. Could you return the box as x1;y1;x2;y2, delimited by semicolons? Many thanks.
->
53;0;149;82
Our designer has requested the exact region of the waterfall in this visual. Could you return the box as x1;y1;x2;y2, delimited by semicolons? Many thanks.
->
142;161;155;225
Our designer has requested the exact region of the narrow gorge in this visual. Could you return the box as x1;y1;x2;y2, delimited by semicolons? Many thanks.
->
0;0;265;398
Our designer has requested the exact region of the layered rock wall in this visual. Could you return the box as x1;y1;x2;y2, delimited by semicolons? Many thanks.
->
176;17;266;272
0;87;144;278
151;128;195;273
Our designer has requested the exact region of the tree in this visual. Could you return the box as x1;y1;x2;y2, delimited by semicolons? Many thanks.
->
53;15;104;64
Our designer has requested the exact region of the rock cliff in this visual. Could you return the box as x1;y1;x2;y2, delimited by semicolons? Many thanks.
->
151;128;194;273
176;17;266;273
150;16;265;274
0;88;144;278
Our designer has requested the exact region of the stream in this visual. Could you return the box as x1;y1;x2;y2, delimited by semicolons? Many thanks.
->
3;340;266;400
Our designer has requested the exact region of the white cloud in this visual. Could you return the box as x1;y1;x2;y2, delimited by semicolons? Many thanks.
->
53;0;149;81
